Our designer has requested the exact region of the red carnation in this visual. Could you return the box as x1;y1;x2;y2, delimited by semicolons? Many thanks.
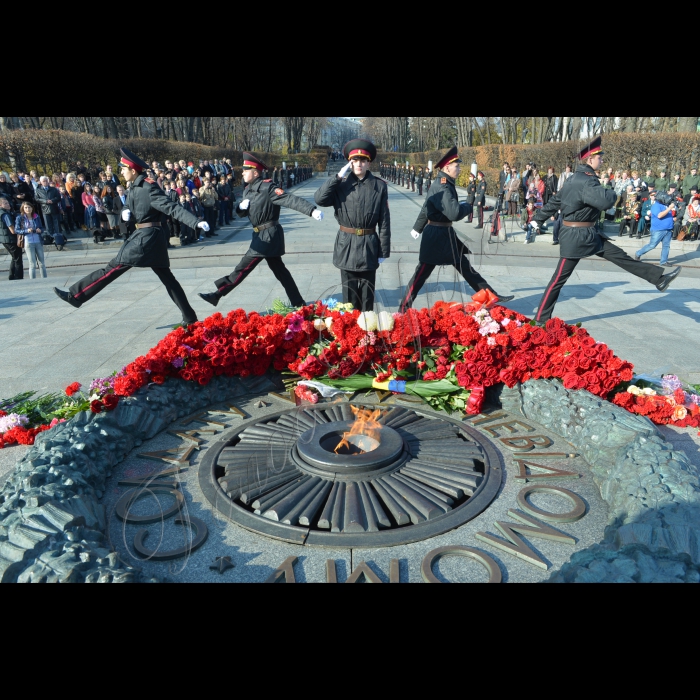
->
103;394;119;411
65;382;82;397
90;400;103;414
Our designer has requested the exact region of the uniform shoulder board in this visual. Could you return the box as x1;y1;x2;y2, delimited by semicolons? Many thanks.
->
441;178;447;184
264;179;272;183
275;188;285;196
145;177;156;184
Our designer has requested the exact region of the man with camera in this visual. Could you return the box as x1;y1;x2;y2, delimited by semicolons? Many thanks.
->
636;191;677;267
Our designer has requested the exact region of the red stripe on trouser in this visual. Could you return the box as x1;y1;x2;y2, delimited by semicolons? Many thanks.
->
74;265;125;299
537;258;567;322
218;258;260;292
402;264;427;309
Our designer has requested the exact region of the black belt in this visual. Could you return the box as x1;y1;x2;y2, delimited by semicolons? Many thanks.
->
428;220;453;228
253;220;279;233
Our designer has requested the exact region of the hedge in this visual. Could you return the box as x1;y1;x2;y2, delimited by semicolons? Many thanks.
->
0;131;328;175
378;132;700;195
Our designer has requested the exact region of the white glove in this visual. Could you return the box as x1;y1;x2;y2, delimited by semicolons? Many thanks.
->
312;210;324;221
198;222;210;232
378;258;387;265
531;222;540;231
338;162;353;179
121;209;131;222
411;230;421;240
239;199;250;211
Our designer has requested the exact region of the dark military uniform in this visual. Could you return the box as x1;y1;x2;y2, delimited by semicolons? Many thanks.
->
474;175;487;228
66;170;201;323
400;170;504;312
416;169;424;196
212;172;317;307
466;176;477;223
426;170;433;193
315;162;390;312
534;162;665;323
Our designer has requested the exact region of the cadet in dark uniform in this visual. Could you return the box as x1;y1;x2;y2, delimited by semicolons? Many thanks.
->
416;168;424;196
53;148;208;325
466;173;477;223
199;153;324;309
426;168;433;193
314;139;390;312
399;148;514;312
474;171;487;228
532;137;681;325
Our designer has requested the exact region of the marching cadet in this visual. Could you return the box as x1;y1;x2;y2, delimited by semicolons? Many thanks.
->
532;137;681;325
409;166;416;191
466;172;477;223
54;148;209;326
399;147;514;312
199;152;324;309
416;167;424;196
314;139;390;312
474;171;487;229
426;167;433;193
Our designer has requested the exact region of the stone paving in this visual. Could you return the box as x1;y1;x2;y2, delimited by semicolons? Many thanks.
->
1;171;699;582
1;174;699;397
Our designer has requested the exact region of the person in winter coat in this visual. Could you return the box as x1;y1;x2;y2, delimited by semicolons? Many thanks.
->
314;139;390;312
416;167;425;196
544;168;558;205
35;176;62;237
520;198;539;244
506;168;522;217
400;148;514;312
15;202;47;279
199;152;324;309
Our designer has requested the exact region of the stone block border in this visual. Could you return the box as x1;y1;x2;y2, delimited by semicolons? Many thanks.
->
497;380;700;583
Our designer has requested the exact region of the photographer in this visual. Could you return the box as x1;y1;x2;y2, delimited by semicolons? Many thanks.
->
635;193;676;267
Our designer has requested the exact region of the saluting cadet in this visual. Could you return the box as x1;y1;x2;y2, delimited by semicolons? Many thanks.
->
54;148;209;326
314;139;390;312
199;152;324;309
399;147;514;312
532;137;681;325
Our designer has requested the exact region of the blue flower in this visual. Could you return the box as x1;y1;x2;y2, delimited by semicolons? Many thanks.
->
323;298;339;310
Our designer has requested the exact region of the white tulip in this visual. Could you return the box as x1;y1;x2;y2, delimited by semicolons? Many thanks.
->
325;318;334;332
313;319;326;332
357;311;378;332
377;311;395;332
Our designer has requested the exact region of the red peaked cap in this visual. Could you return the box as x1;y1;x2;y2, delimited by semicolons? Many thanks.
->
242;152;268;172
437;146;463;170
343;139;377;162
119;147;149;173
579;136;604;161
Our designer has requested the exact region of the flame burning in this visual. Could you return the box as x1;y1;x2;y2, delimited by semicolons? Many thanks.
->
335;406;383;455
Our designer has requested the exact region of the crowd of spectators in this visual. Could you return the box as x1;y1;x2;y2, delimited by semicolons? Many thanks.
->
0;157;313;252
496;161;700;244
